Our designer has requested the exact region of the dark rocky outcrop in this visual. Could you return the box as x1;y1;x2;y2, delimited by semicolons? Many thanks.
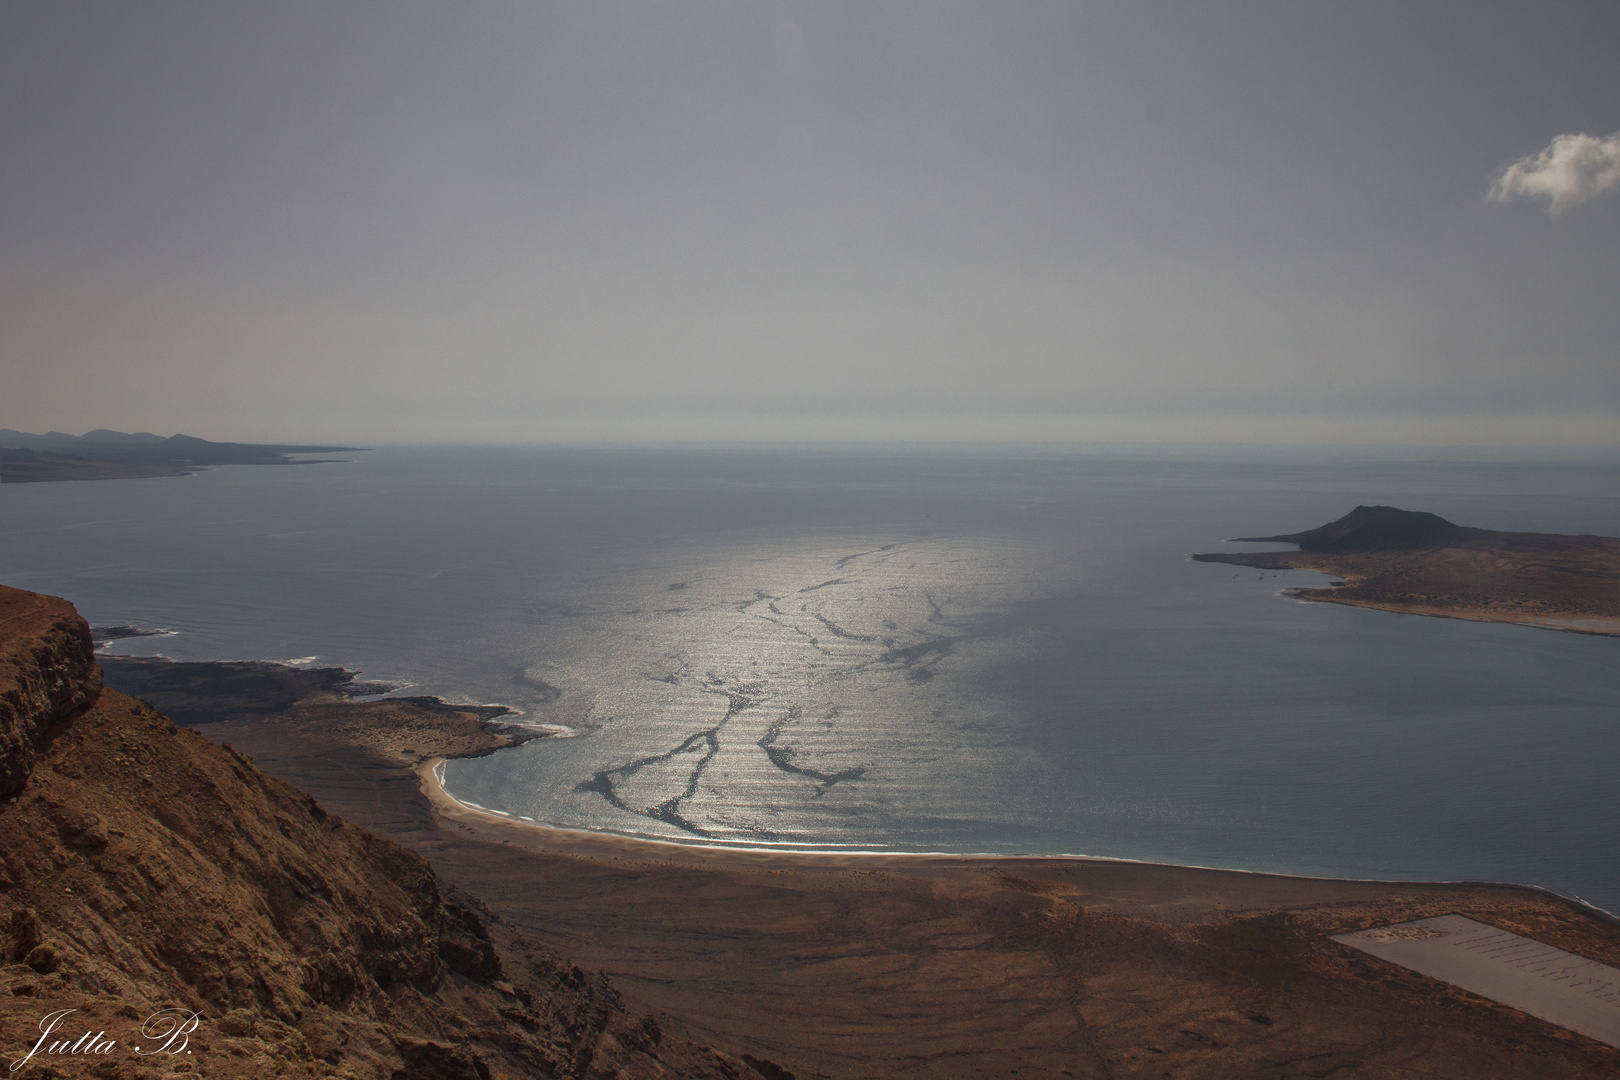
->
0;590;101;798
1231;504;1467;552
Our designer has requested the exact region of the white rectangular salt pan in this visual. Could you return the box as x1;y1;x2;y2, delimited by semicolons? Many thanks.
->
1333;914;1620;1049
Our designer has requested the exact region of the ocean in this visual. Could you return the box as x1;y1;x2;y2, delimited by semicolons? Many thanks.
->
2;445;1616;911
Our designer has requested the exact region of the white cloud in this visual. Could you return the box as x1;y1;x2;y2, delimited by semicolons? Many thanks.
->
1489;131;1620;213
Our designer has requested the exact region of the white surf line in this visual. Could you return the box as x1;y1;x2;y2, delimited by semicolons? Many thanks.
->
1334;914;1620;1049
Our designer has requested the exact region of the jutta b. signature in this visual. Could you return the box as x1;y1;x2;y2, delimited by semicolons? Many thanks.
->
9;1008;200;1071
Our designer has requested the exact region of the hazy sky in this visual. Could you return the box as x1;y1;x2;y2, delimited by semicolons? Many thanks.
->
3;1;1617;445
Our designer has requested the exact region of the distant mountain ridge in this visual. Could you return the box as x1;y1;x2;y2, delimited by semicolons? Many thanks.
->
0;428;362;462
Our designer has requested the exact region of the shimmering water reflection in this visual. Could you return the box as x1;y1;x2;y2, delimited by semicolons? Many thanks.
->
453;534;1051;846
1;447;1615;909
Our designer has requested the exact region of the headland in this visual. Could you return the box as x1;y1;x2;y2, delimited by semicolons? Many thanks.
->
0;429;364;483
1193;504;1620;636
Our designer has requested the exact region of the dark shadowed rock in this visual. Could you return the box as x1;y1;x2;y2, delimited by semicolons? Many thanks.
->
1233;504;1467;551
0;589;101;796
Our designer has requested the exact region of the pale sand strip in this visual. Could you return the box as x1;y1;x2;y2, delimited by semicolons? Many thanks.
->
1335;915;1620;1049
414;757;1620;920
415;756;1042;869
1295;593;1620;637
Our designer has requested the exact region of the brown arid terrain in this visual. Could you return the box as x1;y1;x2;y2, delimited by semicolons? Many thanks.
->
0;584;788;1079
1192;505;1620;636
99;644;1620;1077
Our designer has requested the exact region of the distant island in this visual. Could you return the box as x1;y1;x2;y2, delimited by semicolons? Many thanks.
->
1193;505;1620;636
0;428;364;483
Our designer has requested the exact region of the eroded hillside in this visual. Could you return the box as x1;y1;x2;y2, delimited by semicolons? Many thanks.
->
0;584;771;1079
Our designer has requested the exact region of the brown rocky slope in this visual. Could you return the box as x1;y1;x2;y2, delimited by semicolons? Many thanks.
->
0;584;772;1079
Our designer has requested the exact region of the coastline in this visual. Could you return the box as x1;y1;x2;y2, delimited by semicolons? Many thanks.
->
416;755;1620;925
401;749;1620;1076
0;430;365;484
1280;586;1620;637
86;649;1620;1074
14;498;1618;1071
98;650;1620;914
418;754;1103;870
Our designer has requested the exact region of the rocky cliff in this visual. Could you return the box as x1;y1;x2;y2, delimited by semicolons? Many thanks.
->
0;590;101;798
0;584;767;1079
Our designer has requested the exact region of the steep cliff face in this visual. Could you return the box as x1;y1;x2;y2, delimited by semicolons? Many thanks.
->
0;585;766;1079
0;589;100;797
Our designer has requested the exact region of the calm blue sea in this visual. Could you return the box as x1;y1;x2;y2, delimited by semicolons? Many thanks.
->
2;446;1616;911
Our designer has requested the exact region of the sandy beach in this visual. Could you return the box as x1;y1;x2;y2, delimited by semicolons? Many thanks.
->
398;750;1620;1077
415;753;1620;912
